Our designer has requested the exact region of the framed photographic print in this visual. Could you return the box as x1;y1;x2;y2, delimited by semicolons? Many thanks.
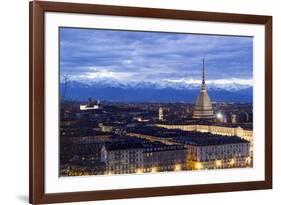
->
29;1;272;204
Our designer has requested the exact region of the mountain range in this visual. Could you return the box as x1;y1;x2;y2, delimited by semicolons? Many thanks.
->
62;80;253;103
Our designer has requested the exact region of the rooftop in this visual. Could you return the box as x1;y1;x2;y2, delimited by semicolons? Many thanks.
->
103;139;185;151
104;141;144;151
142;141;186;152
156;121;253;130
128;126;250;146
172;134;249;146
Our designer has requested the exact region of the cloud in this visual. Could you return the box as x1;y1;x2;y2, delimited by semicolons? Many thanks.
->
60;27;253;86
70;68;135;82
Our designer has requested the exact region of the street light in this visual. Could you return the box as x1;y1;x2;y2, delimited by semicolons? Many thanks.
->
174;164;181;171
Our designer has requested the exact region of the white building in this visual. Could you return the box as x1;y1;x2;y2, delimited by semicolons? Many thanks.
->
186;143;250;170
159;107;164;121
80;99;102;110
172;134;251;170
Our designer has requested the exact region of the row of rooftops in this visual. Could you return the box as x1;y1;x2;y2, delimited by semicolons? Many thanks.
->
62;124;250;150
156;121;253;130
172;135;249;146
103;140;186;151
128;126;250;145
100;125;250;150
102;134;249;152
61;112;253;131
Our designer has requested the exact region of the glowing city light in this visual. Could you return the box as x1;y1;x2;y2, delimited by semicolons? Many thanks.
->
151;167;157;173
80;105;87;110
195;162;202;170
174;164;181;171
136;169;143;174
246;157;251;165
230;158;235;166
215;160;222;167
216;112;223;120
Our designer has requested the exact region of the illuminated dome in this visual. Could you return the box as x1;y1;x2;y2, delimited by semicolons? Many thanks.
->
193;59;214;119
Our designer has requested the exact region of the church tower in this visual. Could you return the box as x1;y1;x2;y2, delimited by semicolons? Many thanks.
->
193;59;214;119
159;107;164;121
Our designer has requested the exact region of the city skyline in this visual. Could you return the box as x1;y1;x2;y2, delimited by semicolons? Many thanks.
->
59;28;253;176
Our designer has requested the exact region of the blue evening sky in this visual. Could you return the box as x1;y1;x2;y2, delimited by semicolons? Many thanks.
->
60;27;253;86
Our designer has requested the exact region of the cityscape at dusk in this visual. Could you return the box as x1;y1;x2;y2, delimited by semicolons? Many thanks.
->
59;28;253;176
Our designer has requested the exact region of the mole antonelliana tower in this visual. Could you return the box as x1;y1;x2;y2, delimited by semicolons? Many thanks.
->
193;59;214;119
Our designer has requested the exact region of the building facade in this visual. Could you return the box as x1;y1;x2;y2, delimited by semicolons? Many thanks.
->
101;141;188;174
101;142;144;175
143;143;187;172
186;143;251;170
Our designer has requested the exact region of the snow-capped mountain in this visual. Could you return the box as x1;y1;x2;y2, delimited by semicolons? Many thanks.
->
61;79;253;102
65;78;252;91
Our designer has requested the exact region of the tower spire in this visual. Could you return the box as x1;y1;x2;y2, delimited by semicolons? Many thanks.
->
201;58;206;90
202;58;205;84
193;58;214;119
